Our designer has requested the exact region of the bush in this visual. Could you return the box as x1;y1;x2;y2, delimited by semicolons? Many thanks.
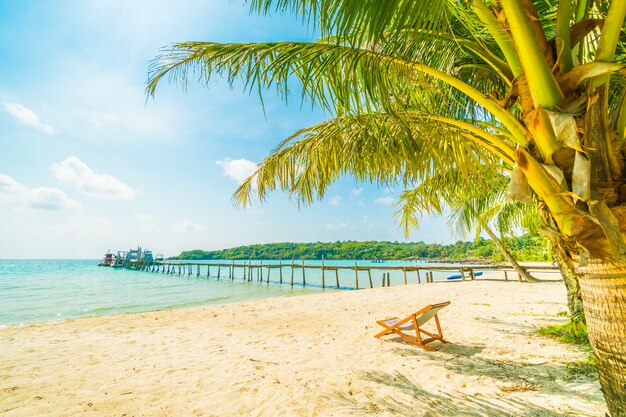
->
539;312;596;379
538;312;589;346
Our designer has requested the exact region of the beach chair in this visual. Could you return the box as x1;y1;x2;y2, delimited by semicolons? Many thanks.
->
374;301;451;351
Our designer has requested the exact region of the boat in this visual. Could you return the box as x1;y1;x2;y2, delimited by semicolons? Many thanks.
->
124;247;156;269
98;246;163;268
126;248;141;264
447;271;483;280
98;251;114;266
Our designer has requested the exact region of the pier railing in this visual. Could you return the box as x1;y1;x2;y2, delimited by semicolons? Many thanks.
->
119;259;561;290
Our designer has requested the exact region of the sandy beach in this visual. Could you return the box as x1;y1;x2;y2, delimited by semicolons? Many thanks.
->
1;279;604;417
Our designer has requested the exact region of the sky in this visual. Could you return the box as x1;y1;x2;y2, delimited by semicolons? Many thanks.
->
0;0;458;259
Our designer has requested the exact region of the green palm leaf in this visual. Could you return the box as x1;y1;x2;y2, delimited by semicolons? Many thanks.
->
147;41;528;144
232;111;510;207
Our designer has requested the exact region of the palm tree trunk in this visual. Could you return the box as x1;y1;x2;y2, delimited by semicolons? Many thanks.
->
480;222;539;282
576;261;626;417
552;243;584;317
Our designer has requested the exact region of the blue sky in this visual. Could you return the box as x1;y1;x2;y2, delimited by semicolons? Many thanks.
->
0;0;456;258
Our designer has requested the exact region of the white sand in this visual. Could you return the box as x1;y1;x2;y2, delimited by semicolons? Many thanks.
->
0;280;605;416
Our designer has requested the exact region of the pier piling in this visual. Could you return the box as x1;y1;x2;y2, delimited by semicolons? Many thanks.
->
321;255;325;289
130;259;559;292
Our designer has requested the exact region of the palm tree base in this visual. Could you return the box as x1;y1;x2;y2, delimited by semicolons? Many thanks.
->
576;260;626;417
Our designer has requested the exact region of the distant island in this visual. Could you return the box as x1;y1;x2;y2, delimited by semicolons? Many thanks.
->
172;235;549;262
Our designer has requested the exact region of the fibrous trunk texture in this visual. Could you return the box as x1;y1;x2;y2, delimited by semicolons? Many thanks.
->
553;245;584;317
576;261;626;416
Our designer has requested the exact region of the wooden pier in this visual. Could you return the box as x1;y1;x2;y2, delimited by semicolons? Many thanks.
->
124;258;561;290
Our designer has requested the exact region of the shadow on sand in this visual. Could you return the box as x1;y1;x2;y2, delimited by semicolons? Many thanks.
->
396;342;599;398
329;337;603;416
330;369;599;417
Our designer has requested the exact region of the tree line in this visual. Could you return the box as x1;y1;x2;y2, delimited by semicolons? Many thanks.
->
173;234;548;262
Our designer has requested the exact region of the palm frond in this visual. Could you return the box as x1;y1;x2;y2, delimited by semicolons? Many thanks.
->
233;111;508;208
495;200;541;236
393;167;507;237
395;166;539;242
147;41;529;144
250;0;453;47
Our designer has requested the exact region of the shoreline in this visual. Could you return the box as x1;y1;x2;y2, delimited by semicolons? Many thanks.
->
0;285;330;330
1;279;604;416
0;269;558;329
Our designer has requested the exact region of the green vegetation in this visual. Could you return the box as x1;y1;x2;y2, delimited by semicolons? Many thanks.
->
539;312;589;346
173;234;549;261
539;312;596;379
565;356;597;379
539;313;596;379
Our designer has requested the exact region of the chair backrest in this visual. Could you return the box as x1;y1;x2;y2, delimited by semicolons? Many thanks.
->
415;301;450;326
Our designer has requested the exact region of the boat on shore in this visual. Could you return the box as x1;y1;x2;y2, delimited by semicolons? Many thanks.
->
447;271;483;280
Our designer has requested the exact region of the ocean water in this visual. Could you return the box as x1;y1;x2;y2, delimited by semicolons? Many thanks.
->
0;259;461;326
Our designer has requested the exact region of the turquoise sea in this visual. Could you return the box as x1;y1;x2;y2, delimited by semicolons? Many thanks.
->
0;259;459;326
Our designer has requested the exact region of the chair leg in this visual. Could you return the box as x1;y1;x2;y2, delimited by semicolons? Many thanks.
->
412;316;425;346
374;324;393;339
392;329;431;349
374;328;389;339
434;314;443;339
374;321;400;339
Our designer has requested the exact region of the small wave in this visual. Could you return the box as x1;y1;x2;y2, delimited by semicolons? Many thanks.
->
90;304;144;314
165;297;232;309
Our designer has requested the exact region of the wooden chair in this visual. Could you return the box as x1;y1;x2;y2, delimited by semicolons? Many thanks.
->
374;301;451;351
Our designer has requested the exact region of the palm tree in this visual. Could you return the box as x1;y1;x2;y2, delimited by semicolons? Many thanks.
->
147;1;626;414
396;166;544;283
427;173;586;317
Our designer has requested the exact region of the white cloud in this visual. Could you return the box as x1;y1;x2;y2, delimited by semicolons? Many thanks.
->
216;158;257;183
50;215;113;236
324;220;349;231
374;196;394;206
173;219;204;233
329;195;342;207
136;213;157;233
51;157;135;200
0;174;79;210
351;188;363;197
2;102;55;134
